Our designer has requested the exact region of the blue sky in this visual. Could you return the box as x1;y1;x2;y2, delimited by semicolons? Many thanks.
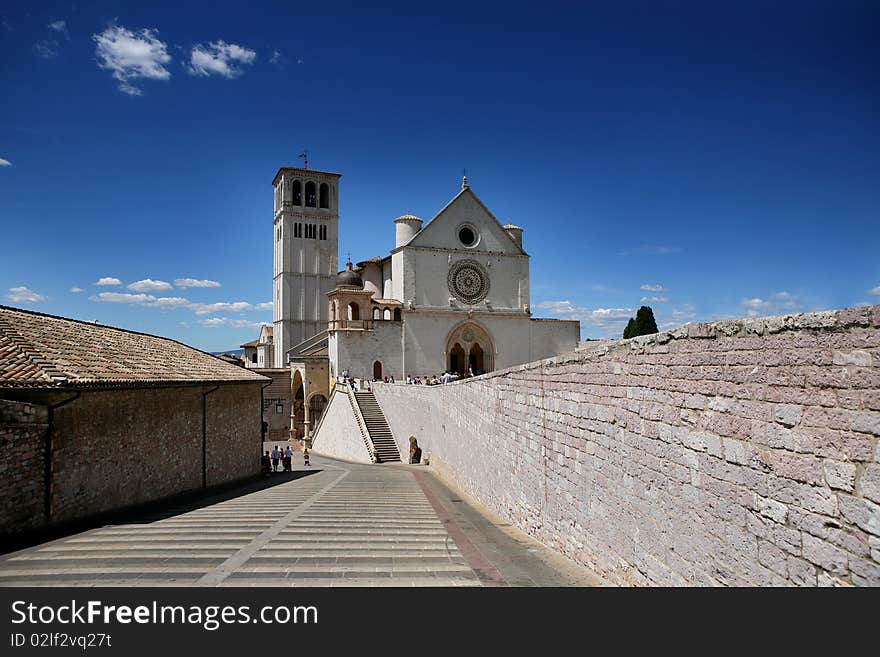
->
1;0;878;352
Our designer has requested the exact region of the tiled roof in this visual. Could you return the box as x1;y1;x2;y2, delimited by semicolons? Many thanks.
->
0;305;269;388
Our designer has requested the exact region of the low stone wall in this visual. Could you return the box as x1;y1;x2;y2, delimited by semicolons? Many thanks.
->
374;306;880;586
1;382;262;535
0;400;49;533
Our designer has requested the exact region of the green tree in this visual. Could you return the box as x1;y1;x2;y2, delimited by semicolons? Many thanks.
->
635;305;658;335
623;306;659;338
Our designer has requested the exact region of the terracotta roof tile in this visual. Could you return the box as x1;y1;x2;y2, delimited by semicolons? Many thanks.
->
0;306;268;388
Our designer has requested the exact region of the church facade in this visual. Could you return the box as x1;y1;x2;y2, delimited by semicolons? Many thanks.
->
270;166;579;440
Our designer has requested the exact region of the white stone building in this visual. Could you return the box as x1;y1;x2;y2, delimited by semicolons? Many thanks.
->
240;324;274;369
263;166;579;440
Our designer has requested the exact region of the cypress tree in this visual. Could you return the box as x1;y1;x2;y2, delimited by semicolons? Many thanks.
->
623;318;636;339
634;305;658;336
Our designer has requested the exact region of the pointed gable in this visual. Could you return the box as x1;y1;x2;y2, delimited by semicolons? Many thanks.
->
403;187;527;255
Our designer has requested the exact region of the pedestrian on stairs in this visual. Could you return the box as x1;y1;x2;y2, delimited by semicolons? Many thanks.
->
303;447;310;466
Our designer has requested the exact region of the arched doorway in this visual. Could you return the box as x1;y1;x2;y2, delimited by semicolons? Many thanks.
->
446;321;494;375
308;394;327;427
348;302;360;321
373;361;382;380
469;343;484;372
449;343;466;375
292;370;305;440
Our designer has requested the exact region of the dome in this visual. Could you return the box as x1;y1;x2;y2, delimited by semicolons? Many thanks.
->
394;213;422;223
335;260;363;288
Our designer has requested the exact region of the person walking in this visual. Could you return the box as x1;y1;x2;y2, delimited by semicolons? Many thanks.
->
284;445;293;471
303;447;311;467
271;445;281;472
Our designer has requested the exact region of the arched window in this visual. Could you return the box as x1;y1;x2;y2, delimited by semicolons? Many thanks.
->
372;307;381;320
305;181;316;207
319;183;329;208
383;308;391;320
393;308;402;321
292;180;302;205
348;302;360;321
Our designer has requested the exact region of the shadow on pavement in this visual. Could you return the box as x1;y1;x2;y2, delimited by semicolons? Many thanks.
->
1;469;323;557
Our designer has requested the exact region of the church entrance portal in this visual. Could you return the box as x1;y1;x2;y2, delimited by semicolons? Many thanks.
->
446;322;494;376
373;360;382;380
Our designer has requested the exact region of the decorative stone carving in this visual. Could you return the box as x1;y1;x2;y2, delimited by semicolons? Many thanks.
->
447;259;490;304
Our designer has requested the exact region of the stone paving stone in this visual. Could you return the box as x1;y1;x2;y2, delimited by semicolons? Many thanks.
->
0;455;603;587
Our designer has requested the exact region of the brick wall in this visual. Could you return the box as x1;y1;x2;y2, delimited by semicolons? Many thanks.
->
0;399;48;533
1;382;262;534
374;306;880;586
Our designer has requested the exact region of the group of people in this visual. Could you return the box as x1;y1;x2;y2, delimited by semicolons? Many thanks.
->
406;369;477;385
337;367;484;389
262;444;310;474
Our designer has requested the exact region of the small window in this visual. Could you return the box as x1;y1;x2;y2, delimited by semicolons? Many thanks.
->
320;183;329;208
458;226;477;247
275;404;284;414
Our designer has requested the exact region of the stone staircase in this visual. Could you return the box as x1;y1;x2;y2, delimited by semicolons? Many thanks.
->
354;391;401;463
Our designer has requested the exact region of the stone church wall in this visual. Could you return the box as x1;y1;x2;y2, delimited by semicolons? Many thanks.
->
374;305;880;586
1;383;262;535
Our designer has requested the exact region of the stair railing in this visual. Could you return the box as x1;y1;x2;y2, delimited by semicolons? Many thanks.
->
346;387;377;463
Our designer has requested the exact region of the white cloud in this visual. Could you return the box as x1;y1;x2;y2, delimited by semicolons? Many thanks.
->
0;158;11;167
255;302;273;311
740;291;803;317
190;301;256;315
269;49;286;68
95;277;122;286
34;39;60;59
7;286;46;303
70;286;84;293
186;41;256;78
48;20;69;38
93;25;171;96
536;300;633;337
127;278;173;292
89;292;190;309
640;284;669;292
174;278;221;289
197;317;265;329
671;304;697;321
641;296;669;303
869;286;880;297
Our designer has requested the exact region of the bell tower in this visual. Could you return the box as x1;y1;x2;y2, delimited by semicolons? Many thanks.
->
272;166;341;365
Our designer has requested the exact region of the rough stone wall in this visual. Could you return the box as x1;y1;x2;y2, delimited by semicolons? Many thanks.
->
374;306;880;586
0;399;48;533
206;384;262;486
1;382;262;533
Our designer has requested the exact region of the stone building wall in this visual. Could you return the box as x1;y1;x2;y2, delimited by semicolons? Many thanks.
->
373;306;880;586
0;399;48;533
1;382;263;533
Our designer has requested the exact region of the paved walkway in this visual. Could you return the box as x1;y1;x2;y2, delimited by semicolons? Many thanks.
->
0;456;604;587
